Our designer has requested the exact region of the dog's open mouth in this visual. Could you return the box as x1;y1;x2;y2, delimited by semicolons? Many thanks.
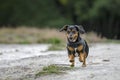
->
69;37;76;42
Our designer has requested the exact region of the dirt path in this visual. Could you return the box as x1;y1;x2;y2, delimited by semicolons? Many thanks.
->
0;43;120;80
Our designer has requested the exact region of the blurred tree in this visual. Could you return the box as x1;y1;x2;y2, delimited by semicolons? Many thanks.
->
0;0;120;39
56;0;120;39
0;0;71;27
89;0;120;39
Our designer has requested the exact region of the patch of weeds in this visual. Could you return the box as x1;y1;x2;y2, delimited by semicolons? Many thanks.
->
38;37;65;51
105;39;120;43
35;64;72;78
37;37;61;44
48;43;65;51
18;41;31;44
48;38;61;44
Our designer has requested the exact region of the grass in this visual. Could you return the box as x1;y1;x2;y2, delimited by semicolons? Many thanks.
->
0;27;119;45
45;37;65;50
37;37;61;44
35;64;72;77
48;43;65;51
82;32;107;43
38;37;66;51
0;27;65;44
105;39;120;43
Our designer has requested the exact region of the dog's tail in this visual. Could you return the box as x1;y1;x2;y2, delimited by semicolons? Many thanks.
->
84;40;89;58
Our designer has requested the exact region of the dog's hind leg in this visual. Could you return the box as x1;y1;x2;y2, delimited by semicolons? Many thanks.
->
82;53;86;67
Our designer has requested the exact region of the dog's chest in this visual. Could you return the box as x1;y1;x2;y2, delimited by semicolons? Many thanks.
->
74;48;79;57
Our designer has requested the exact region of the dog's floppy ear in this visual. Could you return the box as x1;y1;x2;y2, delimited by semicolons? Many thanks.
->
59;25;68;32
75;25;85;34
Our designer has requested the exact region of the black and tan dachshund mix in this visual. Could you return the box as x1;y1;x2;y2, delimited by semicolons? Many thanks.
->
60;25;89;67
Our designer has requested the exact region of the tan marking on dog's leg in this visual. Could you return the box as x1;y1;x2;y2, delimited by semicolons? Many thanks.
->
79;53;84;62
82;53;87;67
68;54;75;67
68;46;74;51
68;46;75;67
77;45;83;51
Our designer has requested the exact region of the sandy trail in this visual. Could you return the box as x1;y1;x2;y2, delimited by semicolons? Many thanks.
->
0;43;120;80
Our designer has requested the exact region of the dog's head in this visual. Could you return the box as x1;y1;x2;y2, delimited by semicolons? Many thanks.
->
60;25;85;42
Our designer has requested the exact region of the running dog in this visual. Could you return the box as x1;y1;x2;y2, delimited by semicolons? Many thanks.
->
60;25;89;67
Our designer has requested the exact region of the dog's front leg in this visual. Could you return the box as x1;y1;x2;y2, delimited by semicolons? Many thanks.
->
68;54;75;67
67;47;75;67
77;45;86;67
79;53;86;67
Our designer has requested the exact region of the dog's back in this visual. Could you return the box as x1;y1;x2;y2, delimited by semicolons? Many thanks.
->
84;40;89;57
